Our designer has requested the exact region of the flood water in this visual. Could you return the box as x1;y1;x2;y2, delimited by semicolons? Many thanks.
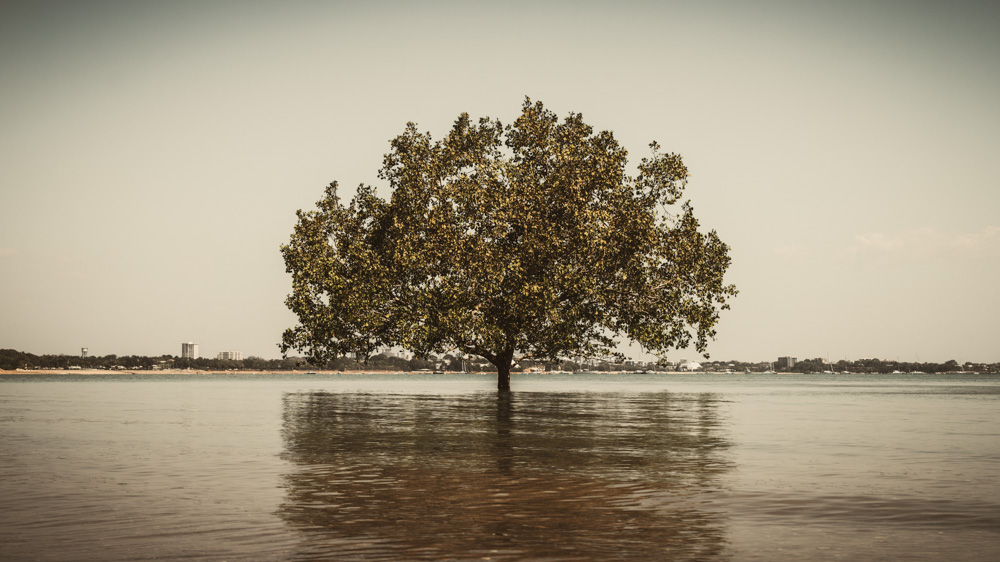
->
1;372;998;560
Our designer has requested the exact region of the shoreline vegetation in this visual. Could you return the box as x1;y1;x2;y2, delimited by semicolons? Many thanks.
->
3;349;997;375
2;368;994;377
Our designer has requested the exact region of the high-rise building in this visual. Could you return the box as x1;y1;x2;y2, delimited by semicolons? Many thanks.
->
777;356;796;369
217;351;242;361
182;342;199;359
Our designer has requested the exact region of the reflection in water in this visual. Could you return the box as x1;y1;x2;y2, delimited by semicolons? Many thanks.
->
279;392;732;560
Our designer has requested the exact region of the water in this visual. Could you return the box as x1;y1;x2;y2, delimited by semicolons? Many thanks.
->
1;372;998;560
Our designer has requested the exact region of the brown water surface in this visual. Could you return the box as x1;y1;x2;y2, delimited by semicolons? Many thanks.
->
1;372;998;560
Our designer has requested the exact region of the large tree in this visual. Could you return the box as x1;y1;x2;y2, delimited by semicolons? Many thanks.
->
281;99;736;391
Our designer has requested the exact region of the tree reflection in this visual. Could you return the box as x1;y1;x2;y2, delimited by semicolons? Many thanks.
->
279;391;732;560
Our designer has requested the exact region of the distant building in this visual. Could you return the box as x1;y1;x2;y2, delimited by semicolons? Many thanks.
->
777;356;796;369
181;342;199;359
678;359;702;371
217;351;242;361
384;348;411;360
81;347;88;358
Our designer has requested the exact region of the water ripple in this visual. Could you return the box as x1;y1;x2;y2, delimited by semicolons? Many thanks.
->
278;391;733;560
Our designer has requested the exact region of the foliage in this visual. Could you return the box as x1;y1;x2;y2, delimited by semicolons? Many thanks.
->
282;99;737;390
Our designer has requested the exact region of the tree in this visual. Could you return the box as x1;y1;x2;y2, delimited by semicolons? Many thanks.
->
281;99;736;392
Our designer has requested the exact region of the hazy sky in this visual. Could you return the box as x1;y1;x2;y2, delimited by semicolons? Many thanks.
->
2;0;998;363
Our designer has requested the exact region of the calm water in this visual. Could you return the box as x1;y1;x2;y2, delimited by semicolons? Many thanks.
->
1;373;998;560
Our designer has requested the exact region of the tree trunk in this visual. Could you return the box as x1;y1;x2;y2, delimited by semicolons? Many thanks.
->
497;362;511;393
495;349;514;393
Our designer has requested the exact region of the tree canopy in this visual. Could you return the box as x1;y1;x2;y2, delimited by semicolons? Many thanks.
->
281;99;736;391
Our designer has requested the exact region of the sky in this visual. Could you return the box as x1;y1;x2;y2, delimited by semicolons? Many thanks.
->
1;0;998;363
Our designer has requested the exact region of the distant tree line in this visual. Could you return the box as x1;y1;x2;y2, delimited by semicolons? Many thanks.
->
0;349;294;371
780;357;997;374
0;349;482;372
2;349;996;374
0;348;628;373
0;348;665;373
700;357;998;374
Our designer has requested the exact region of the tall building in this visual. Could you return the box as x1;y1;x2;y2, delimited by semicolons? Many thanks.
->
182;342;199;359
217;351;242;361
777;356;796;369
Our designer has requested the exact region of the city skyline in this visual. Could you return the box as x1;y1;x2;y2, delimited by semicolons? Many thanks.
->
2;1;998;363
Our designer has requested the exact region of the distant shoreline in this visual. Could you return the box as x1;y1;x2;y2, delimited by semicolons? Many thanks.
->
1;369;984;376
0;369;491;376
0;369;407;376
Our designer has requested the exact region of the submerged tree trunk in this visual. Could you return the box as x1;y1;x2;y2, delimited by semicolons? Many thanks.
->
497;363;511;393
495;349;514;393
